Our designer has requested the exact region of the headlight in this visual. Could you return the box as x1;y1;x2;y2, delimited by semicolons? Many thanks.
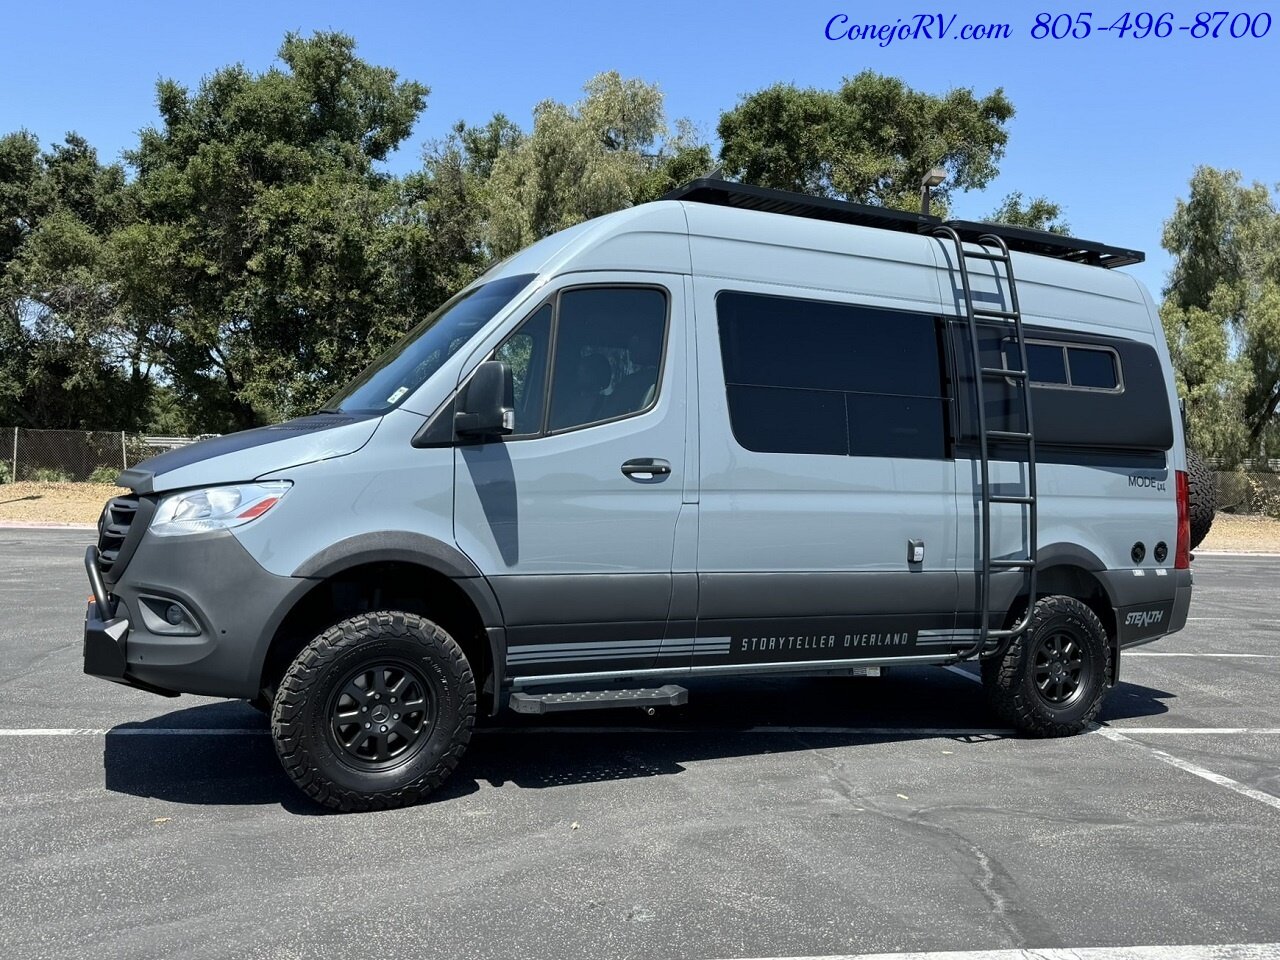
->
150;482;291;537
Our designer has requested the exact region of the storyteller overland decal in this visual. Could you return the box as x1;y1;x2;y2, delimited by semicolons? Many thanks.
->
738;631;914;654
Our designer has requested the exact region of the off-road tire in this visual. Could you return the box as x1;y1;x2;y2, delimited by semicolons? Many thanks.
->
272;611;475;812
1186;450;1215;550
980;595;1111;737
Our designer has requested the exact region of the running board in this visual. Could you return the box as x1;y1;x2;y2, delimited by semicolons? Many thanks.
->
509;685;689;715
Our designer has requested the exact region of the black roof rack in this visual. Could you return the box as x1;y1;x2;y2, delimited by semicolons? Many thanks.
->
661;179;1144;269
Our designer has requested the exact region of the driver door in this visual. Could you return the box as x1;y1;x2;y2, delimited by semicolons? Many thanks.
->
452;275;688;678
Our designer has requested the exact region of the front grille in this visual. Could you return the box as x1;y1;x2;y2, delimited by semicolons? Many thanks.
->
97;495;140;575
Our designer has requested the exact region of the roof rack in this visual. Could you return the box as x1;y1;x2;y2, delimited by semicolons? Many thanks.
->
661;178;1144;270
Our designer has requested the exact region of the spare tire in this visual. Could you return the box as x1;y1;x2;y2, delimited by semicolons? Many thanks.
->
1186;450;1216;550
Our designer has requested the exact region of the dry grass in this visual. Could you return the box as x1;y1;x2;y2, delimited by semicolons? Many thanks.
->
0;482;124;526
4;482;1280;553
1198;512;1280;553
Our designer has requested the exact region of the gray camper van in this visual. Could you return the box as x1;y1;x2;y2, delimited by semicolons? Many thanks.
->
83;180;1193;811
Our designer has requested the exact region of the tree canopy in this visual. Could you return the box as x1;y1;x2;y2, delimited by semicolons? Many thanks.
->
1161;166;1280;463
1;36;1076;434
722;73;1001;210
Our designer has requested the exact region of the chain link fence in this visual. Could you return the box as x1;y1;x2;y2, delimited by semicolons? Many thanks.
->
1;428;210;483
1214;470;1280;517
1203;458;1280;516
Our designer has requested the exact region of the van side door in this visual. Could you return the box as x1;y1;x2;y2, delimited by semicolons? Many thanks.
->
452;275;688;679
690;282;960;670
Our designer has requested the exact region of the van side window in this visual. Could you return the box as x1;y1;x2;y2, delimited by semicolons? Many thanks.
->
716;291;948;459
1067;347;1120;390
1002;340;1121;391
494;303;553;435
548;287;667;432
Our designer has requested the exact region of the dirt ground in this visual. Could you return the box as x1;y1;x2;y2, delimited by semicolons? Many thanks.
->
0;482;126;526
3;481;1280;551
1197;512;1280;552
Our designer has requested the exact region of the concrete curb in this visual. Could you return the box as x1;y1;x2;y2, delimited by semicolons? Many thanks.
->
0;522;96;530
1196;551;1280;558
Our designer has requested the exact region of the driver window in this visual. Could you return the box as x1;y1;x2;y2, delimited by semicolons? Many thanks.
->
547;287;667;433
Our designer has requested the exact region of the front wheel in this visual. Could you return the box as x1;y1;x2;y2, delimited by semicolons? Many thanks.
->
272;611;476;811
981;595;1111;737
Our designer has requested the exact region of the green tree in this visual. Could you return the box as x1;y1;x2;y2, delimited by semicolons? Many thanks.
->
0;132;145;429
484;72;711;257
987;192;1069;234
0;132;41;277
718;72;1014;211
124;31;430;429
1162;166;1280;462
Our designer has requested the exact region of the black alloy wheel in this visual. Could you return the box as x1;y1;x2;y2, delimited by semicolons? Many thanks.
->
1031;629;1088;707
328;660;436;767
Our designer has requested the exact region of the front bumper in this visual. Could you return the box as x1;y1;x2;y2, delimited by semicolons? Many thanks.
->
83;546;178;697
82;531;313;699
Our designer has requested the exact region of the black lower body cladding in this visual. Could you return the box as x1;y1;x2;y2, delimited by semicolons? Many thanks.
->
85;529;313;699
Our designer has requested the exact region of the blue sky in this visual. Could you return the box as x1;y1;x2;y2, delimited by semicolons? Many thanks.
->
2;0;1275;296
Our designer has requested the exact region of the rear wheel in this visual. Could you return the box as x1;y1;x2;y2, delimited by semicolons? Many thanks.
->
272;611;475;811
981;595;1111;737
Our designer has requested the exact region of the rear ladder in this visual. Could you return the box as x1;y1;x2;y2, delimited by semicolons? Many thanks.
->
934;227;1038;659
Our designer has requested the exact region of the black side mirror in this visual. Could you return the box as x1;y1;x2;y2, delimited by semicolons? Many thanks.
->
455;360;515;440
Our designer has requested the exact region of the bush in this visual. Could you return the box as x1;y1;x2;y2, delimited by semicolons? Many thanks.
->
27;467;72;483
1248;474;1280;520
88;465;120;485
0;460;10;484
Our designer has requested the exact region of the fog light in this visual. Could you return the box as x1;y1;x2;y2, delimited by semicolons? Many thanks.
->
137;596;201;636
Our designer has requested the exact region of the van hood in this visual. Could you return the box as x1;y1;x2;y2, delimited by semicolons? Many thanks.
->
118;413;382;495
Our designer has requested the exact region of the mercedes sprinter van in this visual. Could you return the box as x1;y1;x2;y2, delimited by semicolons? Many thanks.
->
83;180;1193;810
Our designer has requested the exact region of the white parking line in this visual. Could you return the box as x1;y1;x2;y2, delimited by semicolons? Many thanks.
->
1116;728;1280;735
713;943;1280;960
1095;726;1280;812
4;725;1280;738
1127;652;1280;657
1195;552;1280;558
0;728;265;736
1187;617;1280;622
0;726;1017;738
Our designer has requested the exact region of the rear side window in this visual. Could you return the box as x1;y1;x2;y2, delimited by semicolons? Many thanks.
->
1003;340;1121;391
717;291;948;459
1067;347;1120;389
958;325;1169;455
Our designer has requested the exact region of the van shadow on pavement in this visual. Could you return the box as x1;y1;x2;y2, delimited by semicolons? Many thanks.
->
102;669;1173;813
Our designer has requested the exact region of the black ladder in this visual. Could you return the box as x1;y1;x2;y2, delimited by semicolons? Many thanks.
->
933;227;1038;659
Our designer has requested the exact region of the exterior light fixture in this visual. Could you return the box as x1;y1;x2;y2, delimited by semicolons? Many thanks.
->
920;167;946;215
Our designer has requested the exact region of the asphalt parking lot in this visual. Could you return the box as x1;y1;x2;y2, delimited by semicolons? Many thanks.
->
2;528;1279;960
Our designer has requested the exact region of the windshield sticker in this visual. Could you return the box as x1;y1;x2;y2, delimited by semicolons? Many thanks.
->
386;386;409;404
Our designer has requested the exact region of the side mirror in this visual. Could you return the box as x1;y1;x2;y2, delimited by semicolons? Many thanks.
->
455;360;515;440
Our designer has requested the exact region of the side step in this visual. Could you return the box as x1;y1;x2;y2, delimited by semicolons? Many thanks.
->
509;685;689;715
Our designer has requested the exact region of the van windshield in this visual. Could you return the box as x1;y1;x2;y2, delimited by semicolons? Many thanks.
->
322;273;537;415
